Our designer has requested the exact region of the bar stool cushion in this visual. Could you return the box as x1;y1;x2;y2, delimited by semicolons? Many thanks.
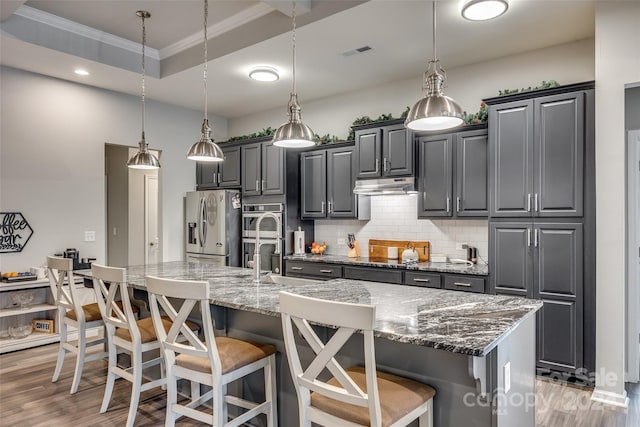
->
176;337;276;374
310;366;436;427
116;315;199;344
66;301;139;322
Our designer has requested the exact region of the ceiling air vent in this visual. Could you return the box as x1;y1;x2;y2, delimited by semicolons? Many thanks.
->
341;46;373;57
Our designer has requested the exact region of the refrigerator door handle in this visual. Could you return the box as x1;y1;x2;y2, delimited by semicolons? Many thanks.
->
199;196;207;247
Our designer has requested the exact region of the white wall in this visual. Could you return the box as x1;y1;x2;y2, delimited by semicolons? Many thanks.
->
592;1;640;407
0;66;228;271
229;38;595;139
315;195;488;262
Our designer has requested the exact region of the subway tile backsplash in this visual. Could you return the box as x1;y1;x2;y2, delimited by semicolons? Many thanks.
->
314;195;489;264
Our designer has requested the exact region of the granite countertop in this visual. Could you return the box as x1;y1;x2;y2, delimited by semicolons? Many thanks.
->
284;254;489;276
75;261;539;357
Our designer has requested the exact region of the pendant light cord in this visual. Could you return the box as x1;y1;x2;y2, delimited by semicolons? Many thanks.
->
432;1;437;61
141;12;147;142
292;0;297;95
203;0;208;120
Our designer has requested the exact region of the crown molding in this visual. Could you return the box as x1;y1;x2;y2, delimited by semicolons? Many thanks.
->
159;2;275;60
14;5;161;61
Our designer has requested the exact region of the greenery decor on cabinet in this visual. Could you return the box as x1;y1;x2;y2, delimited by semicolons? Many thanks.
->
498;80;560;96
226;127;276;142
463;102;489;125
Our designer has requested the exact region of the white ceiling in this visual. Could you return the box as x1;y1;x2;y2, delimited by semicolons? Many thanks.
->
0;0;595;119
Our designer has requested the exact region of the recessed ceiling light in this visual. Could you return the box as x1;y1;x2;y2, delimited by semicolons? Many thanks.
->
74;69;89;76
249;67;279;82
461;0;509;21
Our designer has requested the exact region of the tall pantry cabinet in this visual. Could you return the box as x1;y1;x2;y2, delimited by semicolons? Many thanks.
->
485;82;595;380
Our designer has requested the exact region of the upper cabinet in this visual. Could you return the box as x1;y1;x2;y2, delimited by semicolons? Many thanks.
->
488;91;585;217
301;145;367;219
196;145;242;190
354;121;413;179
241;139;285;196
417;126;488;218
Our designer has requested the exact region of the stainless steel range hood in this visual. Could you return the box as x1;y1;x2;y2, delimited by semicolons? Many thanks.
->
353;177;417;195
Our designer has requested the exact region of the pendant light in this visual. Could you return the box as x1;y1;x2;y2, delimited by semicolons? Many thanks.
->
187;0;224;162
272;0;316;148
461;0;509;21
128;10;160;170
405;1;464;132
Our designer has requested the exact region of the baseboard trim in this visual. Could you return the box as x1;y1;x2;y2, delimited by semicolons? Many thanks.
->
590;388;629;408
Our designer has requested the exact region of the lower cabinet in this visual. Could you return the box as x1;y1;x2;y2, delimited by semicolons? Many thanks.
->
404;271;442;288
443;274;485;293
343;266;403;284
490;221;583;373
285;260;342;279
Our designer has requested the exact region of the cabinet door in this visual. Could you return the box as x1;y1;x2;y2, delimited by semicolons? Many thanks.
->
417;135;453;217
241;142;262;196
262;141;285;195
534;223;583;299
327;147;357;218
382;124;413;176
489;100;534;217
196;162;218;189
456;130;488;217
535;93;584;217
537;299;582;371
218;146;241;188
490;222;533;298
301;151;327;218
355;129;382;178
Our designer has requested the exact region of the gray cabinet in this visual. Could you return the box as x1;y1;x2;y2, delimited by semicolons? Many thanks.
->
417;127;488;218
196;145;241;189
343;266;403;284
490;221;583;372
241;140;285;196
355;122;413;178
489;92;584;218
301;146;361;219
285;260;342;279
443;274;485;294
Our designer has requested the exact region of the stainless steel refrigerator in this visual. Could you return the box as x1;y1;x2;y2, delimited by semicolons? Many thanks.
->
185;190;241;266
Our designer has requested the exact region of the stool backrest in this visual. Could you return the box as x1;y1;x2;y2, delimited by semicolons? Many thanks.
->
91;263;139;340
145;276;219;375
279;291;381;425
47;256;83;321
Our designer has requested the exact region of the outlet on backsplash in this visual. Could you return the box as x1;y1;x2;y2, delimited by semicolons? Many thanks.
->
314;195;489;263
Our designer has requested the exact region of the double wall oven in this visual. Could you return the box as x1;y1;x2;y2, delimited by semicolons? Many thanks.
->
242;203;283;274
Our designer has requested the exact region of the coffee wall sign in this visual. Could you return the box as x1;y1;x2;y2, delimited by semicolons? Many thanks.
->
0;212;33;253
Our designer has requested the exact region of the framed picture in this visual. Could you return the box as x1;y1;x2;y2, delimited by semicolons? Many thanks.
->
32;319;54;334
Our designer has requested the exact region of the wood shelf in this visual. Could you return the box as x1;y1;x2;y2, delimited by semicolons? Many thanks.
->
0;331;60;354
0;303;58;318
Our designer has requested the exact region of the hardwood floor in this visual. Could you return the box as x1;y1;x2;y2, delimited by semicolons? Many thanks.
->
1;343;639;426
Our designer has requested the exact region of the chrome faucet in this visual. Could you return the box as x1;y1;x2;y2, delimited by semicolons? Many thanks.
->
253;212;281;282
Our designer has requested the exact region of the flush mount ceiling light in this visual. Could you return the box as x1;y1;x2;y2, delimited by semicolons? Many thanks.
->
272;0;316;148
74;69;89;76
461;0;509;21
405;1;464;132
187;0;224;162
127;10;160;170
249;66;279;82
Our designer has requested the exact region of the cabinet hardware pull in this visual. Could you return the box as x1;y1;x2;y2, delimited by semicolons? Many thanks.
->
454;282;472;287
534;193;539;212
383;158;388;173
413;278;431;283
321;201;325;214
328;201;333;214
261;180;265;191
527;229;532;247
527;194;532;212
319;269;333;273
446;197;451;213
375;158;380;173
290;266;304;271
217;172;221;185
534;229;539;247
456;197;461;212
255;180;259;192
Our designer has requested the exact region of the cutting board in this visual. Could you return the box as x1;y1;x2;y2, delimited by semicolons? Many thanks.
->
368;239;430;261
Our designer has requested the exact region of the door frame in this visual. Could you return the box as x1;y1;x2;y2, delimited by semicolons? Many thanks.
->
144;174;160;264
627;129;640;383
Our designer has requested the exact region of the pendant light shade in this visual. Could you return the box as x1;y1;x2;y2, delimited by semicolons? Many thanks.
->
128;10;160;170
187;0;224;162
405;2;464;132
272;0;316;148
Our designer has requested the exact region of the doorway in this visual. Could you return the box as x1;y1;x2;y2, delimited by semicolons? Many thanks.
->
628;129;640;383
105;144;162;267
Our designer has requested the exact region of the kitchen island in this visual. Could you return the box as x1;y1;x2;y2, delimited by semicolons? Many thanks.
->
77;261;541;426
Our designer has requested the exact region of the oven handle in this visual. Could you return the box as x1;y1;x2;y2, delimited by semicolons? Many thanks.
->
199;197;207;247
